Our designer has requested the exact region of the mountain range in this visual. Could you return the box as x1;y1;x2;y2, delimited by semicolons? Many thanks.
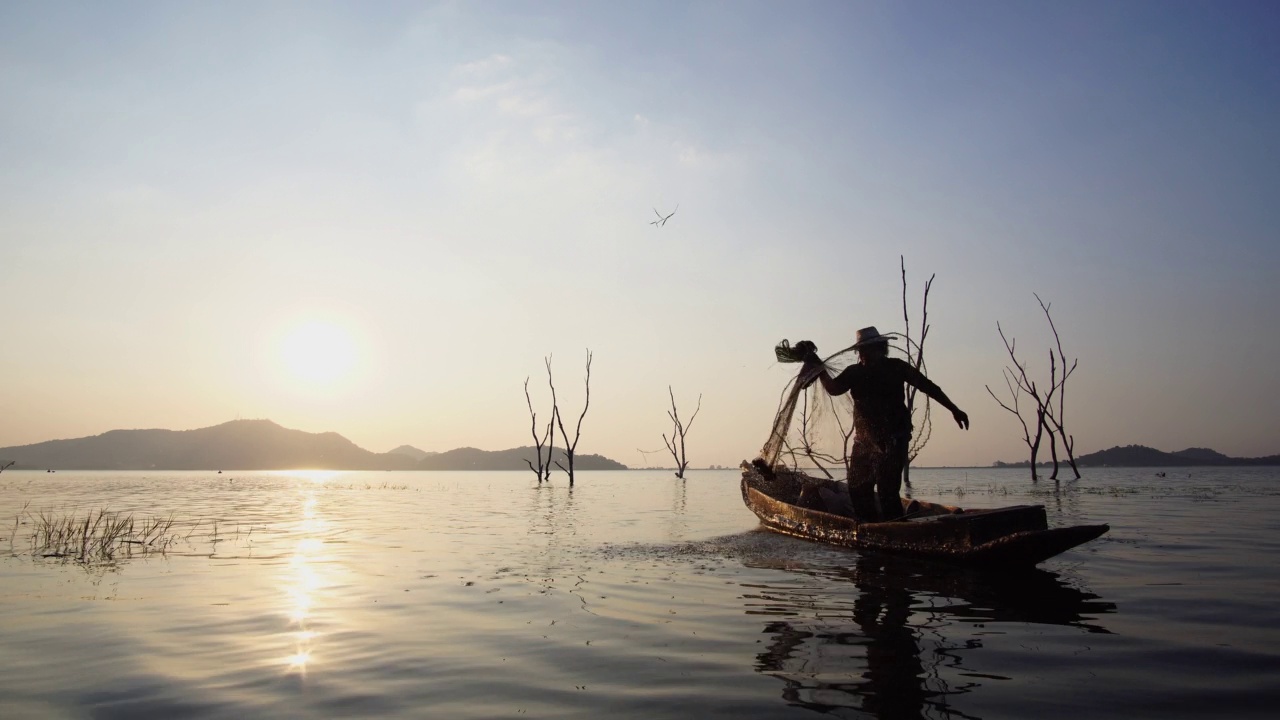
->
0;420;628;471
7;421;1271;472
993;444;1280;468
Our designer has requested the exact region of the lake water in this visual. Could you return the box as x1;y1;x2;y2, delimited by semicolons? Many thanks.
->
1;467;1278;719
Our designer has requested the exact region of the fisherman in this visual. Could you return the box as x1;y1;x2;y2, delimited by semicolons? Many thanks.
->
799;327;969;521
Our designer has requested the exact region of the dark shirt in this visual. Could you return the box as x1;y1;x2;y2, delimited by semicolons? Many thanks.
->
828;358;948;443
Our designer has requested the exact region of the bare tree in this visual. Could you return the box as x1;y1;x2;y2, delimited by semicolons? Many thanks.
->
986;297;1080;481
523;377;553;483
544;357;557;482
797;391;835;478
986;325;1047;481
780;387;849;480
662;386;702;479
551;349;593;487
1036;295;1080;479
899;256;935;486
636;447;665;468
0;461;13;474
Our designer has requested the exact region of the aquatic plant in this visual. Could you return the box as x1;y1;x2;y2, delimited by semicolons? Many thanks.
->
6;501;29;555
327;481;413;490
22;508;178;564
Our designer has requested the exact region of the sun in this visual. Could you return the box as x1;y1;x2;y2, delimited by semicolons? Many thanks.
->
278;321;357;385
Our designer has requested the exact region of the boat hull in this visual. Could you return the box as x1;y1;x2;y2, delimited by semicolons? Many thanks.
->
741;463;1108;568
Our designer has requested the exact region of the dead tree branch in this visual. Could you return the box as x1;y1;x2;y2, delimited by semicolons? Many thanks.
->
553;349;593;487
523;377;553;483
636;447;664;468
1044;349;1061;478
986;323;1047;481
790;388;838;478
827;391;855;480
987;298;1080;481
662;386;702;479
900;256;936;486
544;356;557;482
1036;294;1081;479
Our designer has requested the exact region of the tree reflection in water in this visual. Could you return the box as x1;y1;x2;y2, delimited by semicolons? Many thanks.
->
747;553;1115;719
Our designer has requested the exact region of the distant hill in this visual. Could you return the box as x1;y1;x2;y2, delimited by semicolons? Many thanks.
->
994;444;1280;468
416;446;627;471
0;420;417;471
387;445;435;461
0;420;628;471
1170;447;1232;463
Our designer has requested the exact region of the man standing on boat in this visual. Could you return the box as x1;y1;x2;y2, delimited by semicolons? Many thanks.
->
800;327;969;521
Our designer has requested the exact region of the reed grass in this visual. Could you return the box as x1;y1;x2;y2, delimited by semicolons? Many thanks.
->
333;482;413;491
22;508;178;564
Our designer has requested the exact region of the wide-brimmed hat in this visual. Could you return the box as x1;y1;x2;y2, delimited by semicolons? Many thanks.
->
853;326;894;348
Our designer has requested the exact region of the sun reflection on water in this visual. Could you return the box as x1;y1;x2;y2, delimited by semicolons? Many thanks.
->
271;469;345;485
285;649;312;670
281;488;331;675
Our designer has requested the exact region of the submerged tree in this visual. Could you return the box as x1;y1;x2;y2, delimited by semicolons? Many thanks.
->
987;325;1048;482
986;295;1079;481
551;349;593;487
522;375;554;483
897;256;935;487
1036;295;1080;479
783;390;833;479
662;386;702;479
778;382;851;480
635;447;664;468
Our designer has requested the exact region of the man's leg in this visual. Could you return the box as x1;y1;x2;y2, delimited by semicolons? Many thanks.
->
795;484;827;512
846;449;880;521
875;437;909;521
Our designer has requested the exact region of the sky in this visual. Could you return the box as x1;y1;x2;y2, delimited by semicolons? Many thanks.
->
2;1;1278;468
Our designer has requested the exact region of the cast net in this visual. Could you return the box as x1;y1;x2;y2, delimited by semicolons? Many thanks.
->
758;338;931;479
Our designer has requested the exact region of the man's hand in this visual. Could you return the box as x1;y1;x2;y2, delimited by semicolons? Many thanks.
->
794;341;823;389
952;408;970;430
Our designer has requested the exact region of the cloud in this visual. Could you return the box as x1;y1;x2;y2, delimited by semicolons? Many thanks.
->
676;142;705;166
452;53;513;78
445;50;582;148
632;115;745;175
450;80;516;104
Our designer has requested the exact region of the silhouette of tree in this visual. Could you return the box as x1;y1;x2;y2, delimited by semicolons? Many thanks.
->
551;349;593;487
987;295;1079;481
662;386;701;479
1036;295;1080;479
523;374;554;483
987;325;1047;481
897;256;935;487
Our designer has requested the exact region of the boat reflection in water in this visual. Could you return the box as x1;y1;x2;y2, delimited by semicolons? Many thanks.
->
744;552;1115;718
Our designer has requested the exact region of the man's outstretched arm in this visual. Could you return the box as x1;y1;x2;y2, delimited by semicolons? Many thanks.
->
899;361;969;430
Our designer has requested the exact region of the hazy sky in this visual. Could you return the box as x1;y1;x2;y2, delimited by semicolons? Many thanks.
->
2;1;1278;468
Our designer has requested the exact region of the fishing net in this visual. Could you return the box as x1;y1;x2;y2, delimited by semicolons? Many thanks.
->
758;338;932;480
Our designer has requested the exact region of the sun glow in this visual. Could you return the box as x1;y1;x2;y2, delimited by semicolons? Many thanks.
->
278;322;357;385
282;489;326;674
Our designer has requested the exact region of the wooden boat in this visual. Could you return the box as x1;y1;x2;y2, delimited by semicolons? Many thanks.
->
741;462;1109;568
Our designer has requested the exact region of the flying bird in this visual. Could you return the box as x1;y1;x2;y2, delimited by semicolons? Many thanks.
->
649;204;678;227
